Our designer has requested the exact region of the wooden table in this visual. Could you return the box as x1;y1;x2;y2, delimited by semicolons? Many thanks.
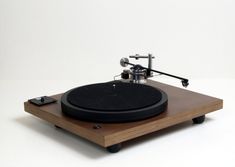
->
24;80;223;153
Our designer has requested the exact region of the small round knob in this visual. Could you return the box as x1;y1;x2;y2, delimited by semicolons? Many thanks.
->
120;57;129;67
40;97;45;102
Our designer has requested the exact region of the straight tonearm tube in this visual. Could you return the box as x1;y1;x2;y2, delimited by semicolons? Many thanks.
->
120;54;189;87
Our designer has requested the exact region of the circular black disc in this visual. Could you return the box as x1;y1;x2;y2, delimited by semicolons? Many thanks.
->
67;82;162;111
61;81;168;123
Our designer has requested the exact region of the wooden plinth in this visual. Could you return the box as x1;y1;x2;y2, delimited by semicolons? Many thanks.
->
24;80;223;149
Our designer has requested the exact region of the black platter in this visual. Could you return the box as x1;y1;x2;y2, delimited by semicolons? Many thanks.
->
61;81;168;123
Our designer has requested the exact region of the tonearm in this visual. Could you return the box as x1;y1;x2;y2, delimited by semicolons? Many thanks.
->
120;54;189;87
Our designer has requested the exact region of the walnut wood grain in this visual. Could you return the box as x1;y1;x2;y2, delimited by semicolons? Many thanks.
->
24;80;223;147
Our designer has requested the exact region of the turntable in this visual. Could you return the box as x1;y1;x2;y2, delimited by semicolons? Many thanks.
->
24;54;223;153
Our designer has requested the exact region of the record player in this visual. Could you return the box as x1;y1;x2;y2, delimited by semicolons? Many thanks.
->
24;54;223;153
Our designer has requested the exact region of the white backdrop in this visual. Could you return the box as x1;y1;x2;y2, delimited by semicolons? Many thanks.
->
0;0;235;80
1;1;235;167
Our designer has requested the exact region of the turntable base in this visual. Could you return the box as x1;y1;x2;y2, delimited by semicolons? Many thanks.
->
24;80;223;153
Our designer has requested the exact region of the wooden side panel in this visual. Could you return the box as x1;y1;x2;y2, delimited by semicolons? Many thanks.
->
24;101;105;146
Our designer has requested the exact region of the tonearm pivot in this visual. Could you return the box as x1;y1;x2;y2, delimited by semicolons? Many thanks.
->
120;54;189;87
